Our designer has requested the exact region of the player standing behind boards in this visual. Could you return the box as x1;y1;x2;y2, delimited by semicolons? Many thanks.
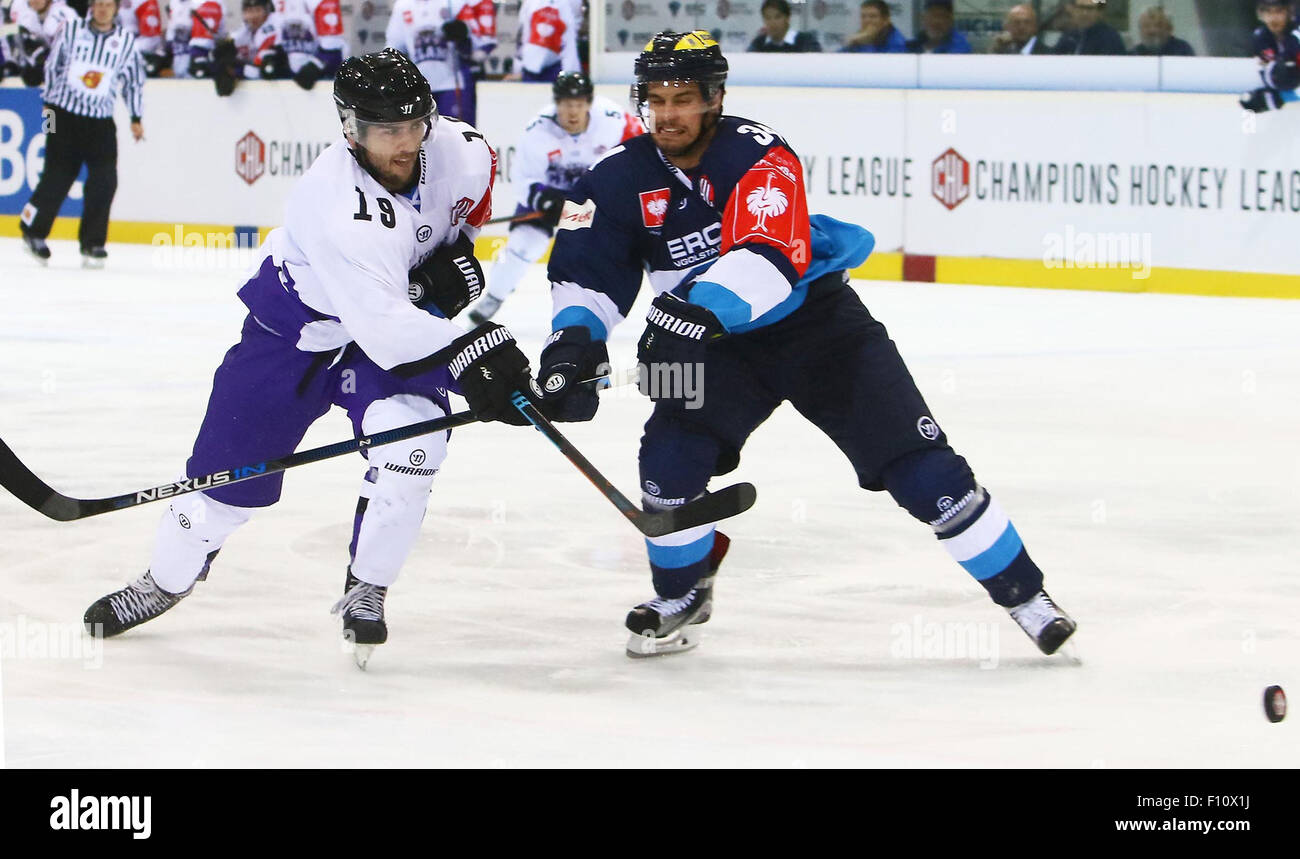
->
467;71;642;324
114;0;166;75
82;49;542;669
1241;0;1300;112
386;0;485;126
513;0;580;82
273;0;346;89
18;0;145;268
11;0;75;86
538;31;1078;658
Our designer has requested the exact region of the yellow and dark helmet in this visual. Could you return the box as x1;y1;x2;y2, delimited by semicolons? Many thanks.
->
633;30;729;102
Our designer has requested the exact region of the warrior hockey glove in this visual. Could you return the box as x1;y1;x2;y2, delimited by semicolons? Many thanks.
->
528;185;568;228
445;323;541;426
407;232;484;319
1262;58;1300;92
260;47;288;80
293;59;324;90
538;326;609;422
636;293;722;401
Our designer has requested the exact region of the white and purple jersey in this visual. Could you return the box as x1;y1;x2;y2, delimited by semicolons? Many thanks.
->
515;0;579;76
240;117;496;371
515;94;641;208
385;0;483;94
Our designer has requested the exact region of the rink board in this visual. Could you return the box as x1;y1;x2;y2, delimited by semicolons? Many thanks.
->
1;81;1296;297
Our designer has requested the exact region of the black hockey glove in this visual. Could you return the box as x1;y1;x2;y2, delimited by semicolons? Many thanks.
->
527;185;568;228
293;59;324;90
442;19;471;50
1262;58;1300;92
142;51;170;77
407;233;484;319
445;323;541;426
19;61;44;87
190;55;212;78
538;326;609;422
1241;87;1284;113
636;293;722;402
260;46;288;79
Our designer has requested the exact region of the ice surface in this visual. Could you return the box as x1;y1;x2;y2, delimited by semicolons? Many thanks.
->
0;238;1296;767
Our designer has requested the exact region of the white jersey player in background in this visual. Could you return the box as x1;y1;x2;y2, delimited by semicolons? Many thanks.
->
468;71;642;324
385;0;493;126
82;49;542;668
115;0;166;75
513;0;580;82
11;0;74;86
273;0;346;86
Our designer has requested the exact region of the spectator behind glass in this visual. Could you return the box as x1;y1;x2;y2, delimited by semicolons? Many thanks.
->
842;0;906;53
990;3;1048;54
1054;0;1126;55
906;0;971;54
747;0;822;52
1131;6;1194;56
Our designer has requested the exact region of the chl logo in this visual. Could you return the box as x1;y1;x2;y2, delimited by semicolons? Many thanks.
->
932;148;970;211
236;131;267;186
917;416;940;440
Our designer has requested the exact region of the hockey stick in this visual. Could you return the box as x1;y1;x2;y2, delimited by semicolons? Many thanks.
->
484;210;545;227
510;392;756;538
0;372;634;523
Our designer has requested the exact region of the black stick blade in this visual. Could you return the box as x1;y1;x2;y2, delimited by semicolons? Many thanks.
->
636;482;757;538
0;437;82;521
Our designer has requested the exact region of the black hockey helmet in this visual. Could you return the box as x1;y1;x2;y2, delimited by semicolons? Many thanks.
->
553;70;594;102
241;0;273;9
633;30;728;102
333;48;437;135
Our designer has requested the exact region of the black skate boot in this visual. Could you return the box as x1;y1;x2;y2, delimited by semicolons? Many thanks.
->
1007;589;1077;655
80;246;108;269
20;223;51;265
626;532;729;658
331;568;388;669
83;571;190;638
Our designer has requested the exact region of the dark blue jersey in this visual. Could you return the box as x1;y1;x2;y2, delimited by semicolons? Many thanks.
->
546;115;873;339
1252;23;1300;63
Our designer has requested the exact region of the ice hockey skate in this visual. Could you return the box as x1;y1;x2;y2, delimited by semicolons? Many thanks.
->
81;246;108;269
626;532;729;658
83;571;190;638
331;569;389;670
467;294;502;325
20;223;50;265
1007;589;1077;655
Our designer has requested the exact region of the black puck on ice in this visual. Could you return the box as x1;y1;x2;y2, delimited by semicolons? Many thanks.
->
1264;685;1286;723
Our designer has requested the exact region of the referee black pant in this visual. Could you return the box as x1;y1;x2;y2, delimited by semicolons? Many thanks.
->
22;105;118;249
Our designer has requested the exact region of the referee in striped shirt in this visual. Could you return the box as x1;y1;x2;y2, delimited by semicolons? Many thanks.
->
19;0;146;267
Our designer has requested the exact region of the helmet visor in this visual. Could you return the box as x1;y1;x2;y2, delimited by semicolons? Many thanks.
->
631;80;719;135
341;107;437;149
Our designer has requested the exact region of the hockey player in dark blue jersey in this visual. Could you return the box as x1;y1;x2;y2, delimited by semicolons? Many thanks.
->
1242;1;1300;112
538;30;1077;658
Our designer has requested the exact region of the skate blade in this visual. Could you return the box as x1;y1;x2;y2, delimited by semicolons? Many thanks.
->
351;644;376;670
82;258;105;270
626;627;701;659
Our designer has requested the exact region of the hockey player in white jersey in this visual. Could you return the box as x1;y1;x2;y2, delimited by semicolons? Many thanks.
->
273;0;346;88
513;0;580;82
82;49;542;668
12;0;74;86
116;0;167;75
185;0;228;80
230;0;286;79
468;71;642;324
385;0;485;126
